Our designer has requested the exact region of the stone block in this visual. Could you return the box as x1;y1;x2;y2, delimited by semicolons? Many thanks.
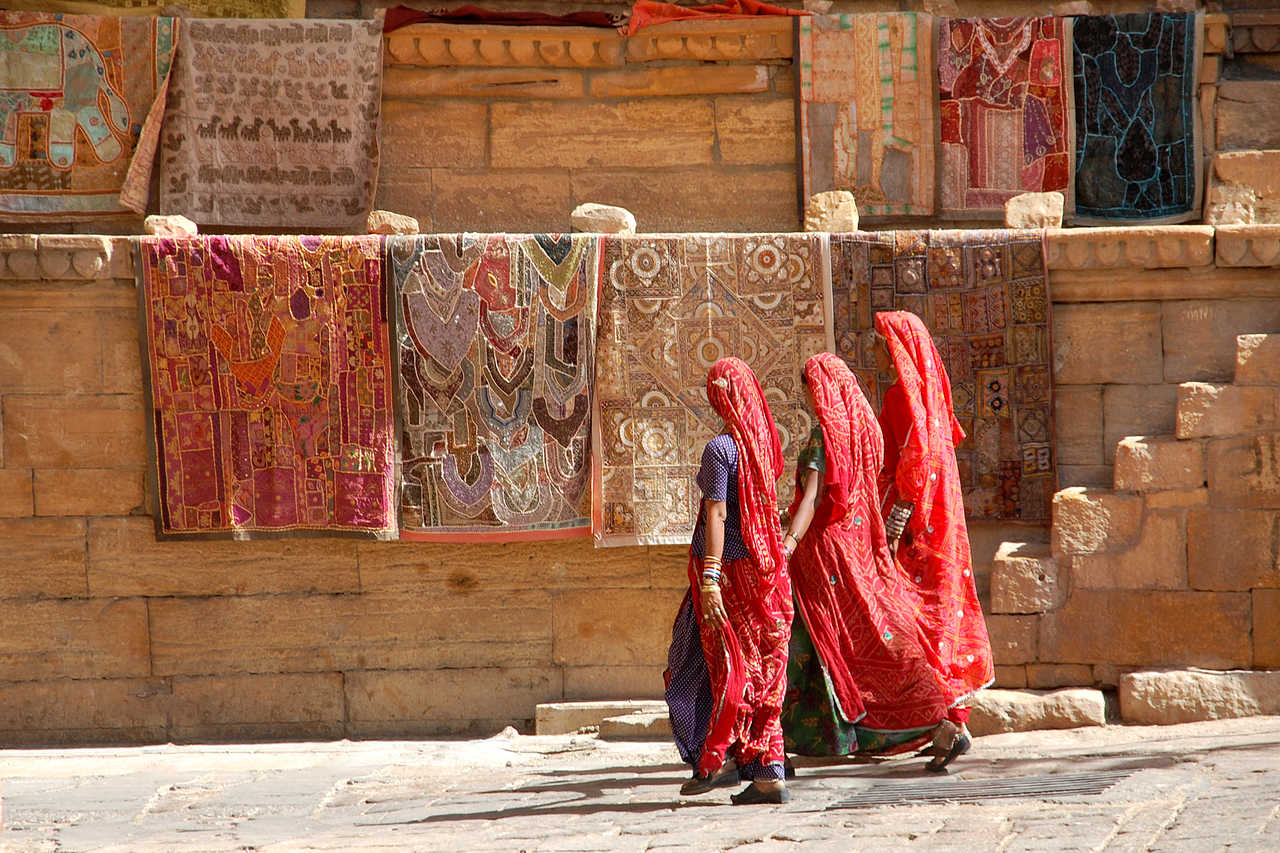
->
345;668;562;737
384;23;624;68
1057;465;1114;488
382;67;585;99
600;711;671;740
0;677;169;736
365;210;419;235
993;665;1027;688
553;589;677;667
1207;152;1280;226
987;614;1038;665
1216;81;1280;151
1102;384;1179;465
1176;383;1278;439
1092;664;1133;689
1162;299;1280;382
1255;589;1280;667
38;235;113;280
1043;226;1212;271
89;517;360;598
571;202;636;235
169;673;344;741
1072;511;1187;590
3;394;145;469
0;468;33;517
1119;669;1280;725
149;591;554;677
100;308;142;394
589;66;769;98
373;170;432;232
1235;334;1280;385
625;18;792;63
1054;385;1104;467
1187;509;1279;591
1215;224;1280;267
1026;664;1095;689
143;214;197;236
991;542;1062;614
0;311;103;393
1113;436;1205;492
966;688;1106;736
1052;303;1163;385
491;101;715;169
1050;487;1143;557
715;96;795;165
563;665;666;700
0;598;149;680
571;167;795;232
536;700;668;735
0;517;87;598
1038;590;1251;668
804;191;858;233
1004;192;1064;228
429;168;572;232
380;99;488;168
34;468;143;517
1207;432;1280;508
1146;489;1209;509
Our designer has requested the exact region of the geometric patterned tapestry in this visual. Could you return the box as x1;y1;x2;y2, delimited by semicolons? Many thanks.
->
592;234;832;546
829;230;1054;521
389;235;599;542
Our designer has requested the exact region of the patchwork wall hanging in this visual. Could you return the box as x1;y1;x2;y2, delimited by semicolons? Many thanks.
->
158;18;383;230
829;230;1054;521
797;13;936;219
389;234;600;542
1068;13;1201;223
137;236;396;538
0;11;175;218
592;234;832;546
938;17;1072;217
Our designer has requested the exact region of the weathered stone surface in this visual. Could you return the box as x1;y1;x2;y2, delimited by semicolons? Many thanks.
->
373;171;432;232
1215;224;1280;267
1004;192;1064;228
1176;383;1278;439
34;468;143;517
1164;300;1280;381
649;545;689;589
1102;384;1180;464
492;101;714;169
1038;590;1251;668
1256;589;1280;667
1206;152;1280;226
536;700;667;735
1235;334;1280;385
1057;465;1113;489
0;468;33;517
966;688;1106;736
1146;488;1209;509
430;169;571;232
803;190;858;233
1207;432;1280;509
563;665;666;700
1043;226;1213;271
590;66;768;98
38;236;113;280
600;710;671;740
0;311;103;393
1113;436;1205;492
345;668;562;737
571;167;795;232
1188;509;1279;591
1072;511;1186;590
1051;487;1143;557
715;96;795;165
1092;663;1133;689
100;308;142;394
1052;303;1163;385
380;99;487;168
0;517;87;599
987;614;1038;665
1217;82;1280;151
3;394;145;469
1119;669;1280;725
0;598;149;680
570;202;636;235
89;517;360;598
169;673;344;741
143;215;197;237
1054;385;1103;467
0;677;169;736
991;541;1062;614
384;23;625;68
1026;664;1095;689
625;17;793;63
993;665;1027;688
383;67;585;99
365;209;419;235
553;589;677;667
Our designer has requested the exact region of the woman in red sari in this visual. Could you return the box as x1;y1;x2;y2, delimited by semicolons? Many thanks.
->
780;352;960;764
874;311;995;769
665;357;792;804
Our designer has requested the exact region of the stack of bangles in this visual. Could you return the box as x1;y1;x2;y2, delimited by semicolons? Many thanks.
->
701;555;723;588
782;532;797;558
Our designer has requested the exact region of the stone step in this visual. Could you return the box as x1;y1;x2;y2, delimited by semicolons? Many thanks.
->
1235;333;1280;385
1050;487;1143;558
1113;435;1205;494
599;710;671;740
1175;382;1278;439
967;688;1107;737
535;700;668;736
1119;669;1280;725
990;541;1062;615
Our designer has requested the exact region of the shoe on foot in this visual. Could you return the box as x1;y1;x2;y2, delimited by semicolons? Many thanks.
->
731;783;791;805
679;760;739;795
925;733;971;773
784;757;796;780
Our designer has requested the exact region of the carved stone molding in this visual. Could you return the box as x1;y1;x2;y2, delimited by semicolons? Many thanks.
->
1045;226;1214;271
1215;225;1280;267
0;234;132;280
1204;14;1228;55
1230;13;1280;54
624;18;792;63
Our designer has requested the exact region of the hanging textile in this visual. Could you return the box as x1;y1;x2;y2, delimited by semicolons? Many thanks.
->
0;1;304;17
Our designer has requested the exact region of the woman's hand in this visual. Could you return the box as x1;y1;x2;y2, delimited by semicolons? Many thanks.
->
700;583;729;631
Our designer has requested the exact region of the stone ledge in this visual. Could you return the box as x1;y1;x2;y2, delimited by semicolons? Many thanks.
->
534;700;667;735
1215;224;1280;267
0;234;132;280
625;18;793;63
1044;226;1213;271
1119;669;1280;725
967;688;1106;737
1231;12;1280;54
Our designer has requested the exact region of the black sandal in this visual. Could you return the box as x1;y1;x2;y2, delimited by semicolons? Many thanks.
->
731;783;791;805
924;733;971;773
679;761;739;795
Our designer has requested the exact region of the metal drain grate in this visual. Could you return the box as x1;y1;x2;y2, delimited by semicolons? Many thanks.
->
828;770;1133;809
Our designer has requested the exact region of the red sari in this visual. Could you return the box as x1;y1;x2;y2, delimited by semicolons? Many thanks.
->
786;353;955;740
874;312;994;701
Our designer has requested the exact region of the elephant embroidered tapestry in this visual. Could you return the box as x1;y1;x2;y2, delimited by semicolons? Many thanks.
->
938;17;1072;216
0;1;304;18
0;12;175;218
136;236;396;538
158;18;383;230
592;234;832;546
389;235;599;541
1068;13;1201;223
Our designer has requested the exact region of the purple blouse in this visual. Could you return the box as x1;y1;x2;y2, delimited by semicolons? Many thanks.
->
690;433;749;562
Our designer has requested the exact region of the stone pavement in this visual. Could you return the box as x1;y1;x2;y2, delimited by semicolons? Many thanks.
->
1;717;1278;852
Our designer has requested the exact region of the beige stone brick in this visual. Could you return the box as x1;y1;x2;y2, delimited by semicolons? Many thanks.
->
968;687;1105;735
1176;383;1278;439
373;169;432;232
345;667;561;737
1052;303;1163;385
1054;386;1104;467
0;517;87;598
1119;669;1280;725
384;67;585;99
1188;509;1279;591
1072;511;1187;590
492;100;715;169
169;673;344;741
1113;436;1205;492
1207;432;1280;508
537;699;667;735
100;309;142;394
1255;589;1280;667
992;665;1027;688
1038;590;1251;668
1051;487;1144;557
715;96;795;165
1216;81;1280;150
1146;488;1209;509
89;517;360;598
570;167;796;232
429;168;573;233
35;468;144;517
1162;299;1280;382
1026;664;1094;689
0;677;169;734
0;311;102;393
553;588;680;667
149;591;553;676
563;665;666;700
589;66;769;98
991;541;1062;614
1102;384;1179;464
1057;465;1115;488
1235;333;1280;385
380;99;488;169
0;597;148;679
650;545;691;589
0;467;33;517
3;394;145;469
987;614;1038;665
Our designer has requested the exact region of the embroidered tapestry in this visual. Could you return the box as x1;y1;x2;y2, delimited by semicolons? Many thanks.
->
593;234;832;546
389;234;600;541
158;18;383;230
1;1;304;18
829;230;1054;521
0;12;175;219
1069;13;1201;223
797;13;935;218
137;236;396;538
938;17;1072;216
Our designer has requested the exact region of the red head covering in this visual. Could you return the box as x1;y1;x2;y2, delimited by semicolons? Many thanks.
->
706;357;785;582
